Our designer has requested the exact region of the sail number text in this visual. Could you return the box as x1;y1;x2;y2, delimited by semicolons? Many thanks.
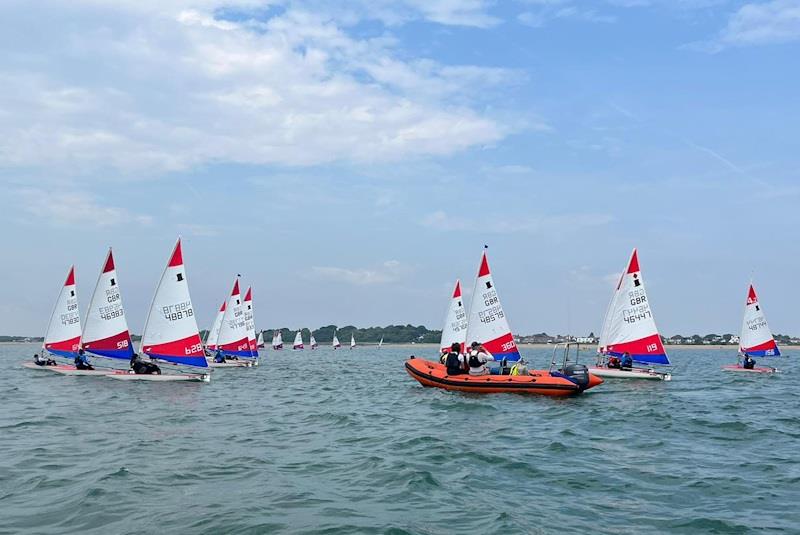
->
162;301;194;321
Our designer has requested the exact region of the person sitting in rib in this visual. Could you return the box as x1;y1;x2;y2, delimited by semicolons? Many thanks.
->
467;342;494;376
443;342;465;375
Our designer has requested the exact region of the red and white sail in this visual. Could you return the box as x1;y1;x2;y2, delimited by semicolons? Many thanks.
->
243;286;258;359
440;279;467;353
465;249;521;361
217;277;251;358
205;301;226;351
44;266;82;358
598;249;669;365
140;239;207;367
82;249;133;360
739;283;780;357
310;332;318;349
293;330;304;350
332;331;341;349
257;330;265;349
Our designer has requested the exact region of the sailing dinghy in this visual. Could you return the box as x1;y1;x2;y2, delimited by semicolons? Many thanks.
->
350;333;356;350
310;332;318;349
57;249;136;376
24;266;87;373
108;238;210;382
293;330;304;350
405;247;602;396
378;337;383;349
592;249;671;380
272;331;283;350
723;283;781;373
257;330;265;349
332;330;341;349
207;277;254;367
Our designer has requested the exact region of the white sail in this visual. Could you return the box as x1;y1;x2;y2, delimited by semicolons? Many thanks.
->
740;283;780;357
440;279;467;352
293;330;304;350
310;332;318;349
140;238;207;368
82;249;133;360
598;249;669;365
257;330;265;349
465;248;521;361
378;337;383;349
332;331;341;349
350;333;356;349
44;266;82;358
206;301;226;351
243;286;258;359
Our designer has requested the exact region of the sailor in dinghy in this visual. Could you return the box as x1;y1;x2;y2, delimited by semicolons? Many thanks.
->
723;283;782;374
591;249;672;381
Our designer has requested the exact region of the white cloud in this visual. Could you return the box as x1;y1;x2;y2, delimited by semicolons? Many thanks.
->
13;187;153;227
421;210;614;234
0;1;514;176
720;0;800;46
310;259;410;285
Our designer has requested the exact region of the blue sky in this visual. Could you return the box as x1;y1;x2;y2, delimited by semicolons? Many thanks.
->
1;0;799;337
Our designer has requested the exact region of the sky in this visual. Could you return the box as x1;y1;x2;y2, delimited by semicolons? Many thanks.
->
1;0;799;337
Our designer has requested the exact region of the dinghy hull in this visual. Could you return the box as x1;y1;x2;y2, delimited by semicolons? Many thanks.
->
108;372;211;382
405;358;602;396
588;366;671;381
722;364;776;374
206;359;253;368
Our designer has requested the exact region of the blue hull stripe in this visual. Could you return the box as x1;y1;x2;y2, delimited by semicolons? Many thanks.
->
608;350;670;365
86;348;135;360
147;353;209;368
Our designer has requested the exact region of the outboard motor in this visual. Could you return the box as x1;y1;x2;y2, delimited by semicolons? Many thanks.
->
561;364;590;390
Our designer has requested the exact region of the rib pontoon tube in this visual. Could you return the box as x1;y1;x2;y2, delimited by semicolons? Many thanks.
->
404;358;602;396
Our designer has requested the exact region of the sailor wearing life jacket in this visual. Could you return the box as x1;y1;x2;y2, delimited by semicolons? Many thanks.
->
467;342;494;376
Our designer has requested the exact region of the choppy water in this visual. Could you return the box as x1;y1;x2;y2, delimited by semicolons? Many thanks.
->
1;343;798;534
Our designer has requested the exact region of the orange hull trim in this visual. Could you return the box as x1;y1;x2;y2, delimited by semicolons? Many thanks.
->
405;358;602;396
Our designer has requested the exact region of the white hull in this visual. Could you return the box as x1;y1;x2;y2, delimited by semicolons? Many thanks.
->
22;362;124;376
588;366;671;381
206;359;253;368
107;372;211;382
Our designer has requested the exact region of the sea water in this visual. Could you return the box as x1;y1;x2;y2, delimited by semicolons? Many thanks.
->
1;343;798;534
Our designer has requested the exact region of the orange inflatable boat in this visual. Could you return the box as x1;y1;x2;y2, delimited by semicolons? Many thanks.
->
404;357;603;396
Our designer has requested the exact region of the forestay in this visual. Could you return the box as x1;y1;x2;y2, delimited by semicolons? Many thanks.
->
140;239;207;368
82;249;133;360
598;249;669;365
740;284;780;357
465;249;521;362
44;266;82;358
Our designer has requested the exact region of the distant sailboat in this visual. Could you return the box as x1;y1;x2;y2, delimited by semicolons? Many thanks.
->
440;279;467;355
350;333;356;350
378;337;383;349
332;330;341;349
257;330;265;349
110;238;210;382
293;330;304;350
310;332;318;349
592;249;671;380
272;330;283;350
723;283;781;373
43;266;82;359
